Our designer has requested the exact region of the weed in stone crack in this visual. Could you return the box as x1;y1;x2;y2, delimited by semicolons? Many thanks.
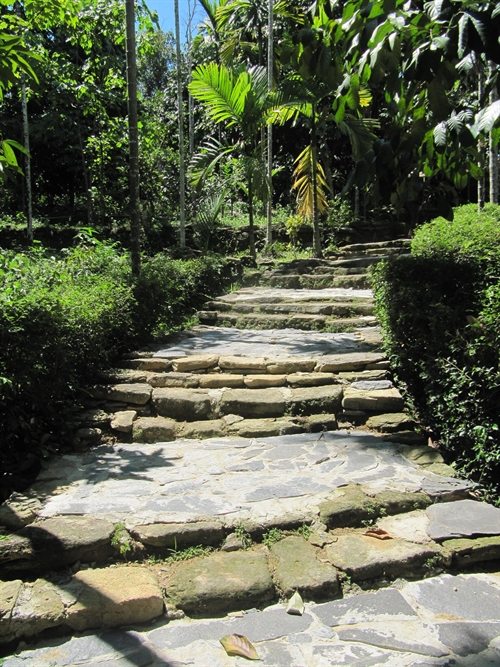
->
262;528;286;547
166;545;212;562
233;522;253;549
111;522;132;557
425;555;443;570
294;523;312;539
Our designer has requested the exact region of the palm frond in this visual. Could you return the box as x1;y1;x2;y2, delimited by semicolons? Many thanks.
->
338;115;378;162
291;145;330;220
193;189;227;251
189;63;251;126
188;138;237;190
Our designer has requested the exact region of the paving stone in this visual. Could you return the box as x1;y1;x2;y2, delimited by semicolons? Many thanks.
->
399;445;444;466
244;374;287;388
220;388;286;418
426;500;500;541
350;380;393;390
230;418;302;438
199;374;245;388
219;356;268;371
64;566;164;632
366;413;415;433
288;385;343;416
266;358;316;374
129;358;172;372
162;550;275;613
172;355;219;372
2;517;115;572
152;388;212;420
436;621;500;656
342;387;404;412
336;627;448;657
9;578;65;640
131;520;224;549
404;574;500;622
338;370;389;382
0;580;23;642
286;372;338;387
325;534;441;581
132;416;176;443
182;420;224;439
92;383;152;405
270;535;339;599
377;511;432;544
110;410;137;433
315;588;418;626
315;352;386;372
0;494;42;530
148;372;200;388
443;535;500;568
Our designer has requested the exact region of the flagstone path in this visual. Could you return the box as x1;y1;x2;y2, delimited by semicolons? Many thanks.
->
1;239;499;666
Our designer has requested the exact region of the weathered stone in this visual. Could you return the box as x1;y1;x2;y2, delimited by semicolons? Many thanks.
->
314;588;418;626
73;427;102;449
307;413;338;432
131;521;224;548
97;368;149;383
10;579;64;640
148;372;200;388
172;355;219;372
286;372;337;387
315;352;386;372
0;535;34;566
365;413;415;433
373;490;432;516
64;566;163;631
377;510;432;544
222;413;244;426
3;517;115;571
110;410;137;433
0;494;42;530
443;535;500;568
342;387;404;412
338;370;389;382
219;356;268;371
319;486;373;528
220;388;286;418
135;358;172;372
91;383;152;405
244;375;286;388
152;388;212;421
231;418;302;438
325;534;441;581
266;358;316;374
182;420;224;439
163;550;274;613
426;499;500;541
288;385;343;416
199;374;244;388
78;408;110;427
424;462;456;476
270;535;338;600
221;533;245;552
133;416;176;443
383;431;428;446
400;445;444;465
350;380;393;391
0;580;22;641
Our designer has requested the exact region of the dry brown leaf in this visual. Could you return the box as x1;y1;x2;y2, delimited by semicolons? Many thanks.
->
364;527;392;540
220;634;259;660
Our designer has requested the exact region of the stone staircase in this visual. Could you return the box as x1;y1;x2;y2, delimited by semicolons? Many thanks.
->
1;238;499;665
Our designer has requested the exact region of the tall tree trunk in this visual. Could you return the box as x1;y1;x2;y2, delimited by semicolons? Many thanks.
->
311;108;322;258
125;0;141;276
247;172;256;260
175;0;186;248
187;0;196;208
265;0;273;247
489;63;498;204
478;63;485;211
77;121;92;225
21;77;33;243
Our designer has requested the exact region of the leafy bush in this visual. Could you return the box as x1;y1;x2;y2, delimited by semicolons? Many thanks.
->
373;205;500;501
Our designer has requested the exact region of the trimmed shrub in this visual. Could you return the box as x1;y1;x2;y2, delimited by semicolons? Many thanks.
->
372;204;500;500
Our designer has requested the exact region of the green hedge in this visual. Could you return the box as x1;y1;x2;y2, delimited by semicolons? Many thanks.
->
372;204;500;501
0;243;238;494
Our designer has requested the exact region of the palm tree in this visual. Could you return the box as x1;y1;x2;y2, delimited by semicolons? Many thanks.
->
189;63;273;259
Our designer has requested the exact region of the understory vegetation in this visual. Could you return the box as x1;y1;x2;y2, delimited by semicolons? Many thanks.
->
0;238;239;496
373;204;500;501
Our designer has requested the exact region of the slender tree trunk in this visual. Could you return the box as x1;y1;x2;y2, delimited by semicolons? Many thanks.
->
187;0;196;208
478;63;485;211
21;77;33;243
311;108;322;258
125;0;141;276
265;0;273;247
175;0;186;248
77;121;92;225
489;63;498;204
247;172;256;260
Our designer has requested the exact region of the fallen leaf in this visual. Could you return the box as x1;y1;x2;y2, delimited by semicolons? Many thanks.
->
364;527;392;540
286;590;304;616
220;634;259;660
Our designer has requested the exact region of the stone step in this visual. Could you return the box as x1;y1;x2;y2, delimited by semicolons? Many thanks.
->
204;299;375;317
337;239;411;253
197;311;377;331
268;256;386;274
268;274;371;289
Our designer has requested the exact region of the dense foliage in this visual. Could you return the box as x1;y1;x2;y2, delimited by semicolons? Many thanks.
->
0;240;238;495
373;204;500;500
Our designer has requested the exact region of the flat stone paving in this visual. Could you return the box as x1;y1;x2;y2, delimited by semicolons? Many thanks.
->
216;287;374;302
4;573;499;666
31;431;471;525
153;326;381;359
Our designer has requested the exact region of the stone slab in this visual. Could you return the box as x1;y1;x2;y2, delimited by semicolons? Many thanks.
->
286;372;337;387
0;580;22;642
315;352;386;372
220;388;286;418
152;388;212;421
443;535;500;567
110;410;137;433
0;494;42;530
244;374;287;388
366;413;415;433
162;550;275;613
288;385;343;415
315;588;418;626
426;499;500;541
92;383;152;405
342;387;404;412
133;416;176;443
219;356;268;371
270;535;339;599
148;372;200;388
172;355;219;372
131;520;224;548
181;420;224;439
199;374;244;388
325;534;441;581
